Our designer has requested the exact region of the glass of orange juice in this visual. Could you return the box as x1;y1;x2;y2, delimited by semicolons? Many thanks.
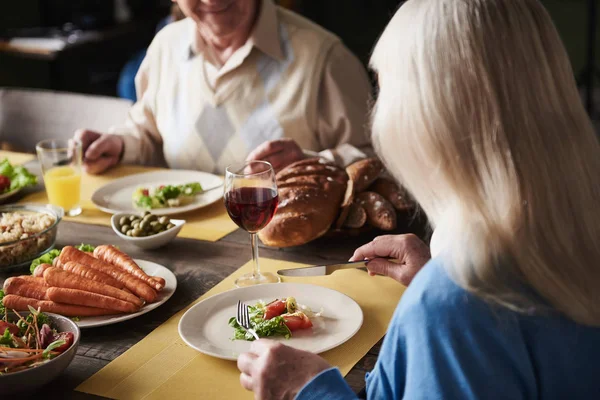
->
36;139;83;217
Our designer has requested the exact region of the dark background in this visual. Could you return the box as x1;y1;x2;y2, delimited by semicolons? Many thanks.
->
0;0;598;117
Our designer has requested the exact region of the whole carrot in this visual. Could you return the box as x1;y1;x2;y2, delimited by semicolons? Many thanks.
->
46;287;138;313
43;267;144;308
2;294;117;317
61;261;124;290
59;247;157;303
3;278;49;300
93;245;164;291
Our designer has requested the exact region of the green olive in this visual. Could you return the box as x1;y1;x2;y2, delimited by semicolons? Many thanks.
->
126;229;134;237
121;224;131;234
158;216;169;225
154;223;165;233
129;215;137;222
142;211;151;217
140;220;151;231
166;223;175;230
143;214;158;223
132;221;140;229
120;216;129;226
132;228;143;237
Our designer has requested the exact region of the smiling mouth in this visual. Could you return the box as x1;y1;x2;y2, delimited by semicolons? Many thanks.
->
198;2;233;14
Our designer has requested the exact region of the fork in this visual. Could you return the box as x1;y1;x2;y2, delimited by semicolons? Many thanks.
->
236;300;260;340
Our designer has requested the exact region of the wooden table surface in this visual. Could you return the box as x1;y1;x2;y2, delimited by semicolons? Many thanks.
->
0;215;428;399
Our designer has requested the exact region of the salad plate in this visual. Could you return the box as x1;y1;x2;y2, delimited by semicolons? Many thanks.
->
178;283;363;360
91;170;224;216
76;259;177;328
0;159;38;202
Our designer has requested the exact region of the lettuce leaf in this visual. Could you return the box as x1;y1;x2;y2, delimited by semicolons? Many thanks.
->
0;159;37;193
228;303;292;341
75;244;96;252
0;328;13;347
0;289;5;316
30;249;61;274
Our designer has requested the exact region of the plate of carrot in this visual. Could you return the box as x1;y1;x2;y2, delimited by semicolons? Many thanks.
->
1;245;176;328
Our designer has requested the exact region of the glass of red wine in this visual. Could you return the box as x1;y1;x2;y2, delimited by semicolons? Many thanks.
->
224;161;280;287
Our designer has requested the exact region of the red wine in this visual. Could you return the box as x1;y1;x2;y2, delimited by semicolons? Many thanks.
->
225;187;279;233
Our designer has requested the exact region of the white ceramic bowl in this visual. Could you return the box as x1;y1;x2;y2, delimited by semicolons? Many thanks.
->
111;213;185;250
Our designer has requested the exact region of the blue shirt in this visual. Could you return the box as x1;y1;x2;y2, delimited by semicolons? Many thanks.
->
296;257;600;399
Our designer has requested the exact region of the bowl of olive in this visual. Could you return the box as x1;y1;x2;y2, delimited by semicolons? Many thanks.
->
111;211;185;250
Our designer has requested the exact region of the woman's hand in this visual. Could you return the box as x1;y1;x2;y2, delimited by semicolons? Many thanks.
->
246;138;305;172
74;129;124;175
237;340;330;400
350;234;431;286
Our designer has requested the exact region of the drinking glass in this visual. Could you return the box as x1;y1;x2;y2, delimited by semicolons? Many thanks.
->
224;161;280;287
36;139;83;217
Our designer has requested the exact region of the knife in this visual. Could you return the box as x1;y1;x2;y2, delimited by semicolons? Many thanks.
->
277;260;374;277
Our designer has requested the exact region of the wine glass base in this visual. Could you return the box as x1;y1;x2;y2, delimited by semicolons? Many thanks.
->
234;272;280;287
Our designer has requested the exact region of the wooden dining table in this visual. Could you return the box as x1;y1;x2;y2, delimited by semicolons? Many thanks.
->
0;165;428;399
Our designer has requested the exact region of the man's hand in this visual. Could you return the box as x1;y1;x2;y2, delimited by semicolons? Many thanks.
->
246;138;305;172
350;234;431;286
74;129;124;175
237;340;330;400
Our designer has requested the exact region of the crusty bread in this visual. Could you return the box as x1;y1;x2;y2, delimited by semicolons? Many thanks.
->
370;178;414;211
258;158;348;247
356;192;397;231
346;158;384;192
343;201;367;228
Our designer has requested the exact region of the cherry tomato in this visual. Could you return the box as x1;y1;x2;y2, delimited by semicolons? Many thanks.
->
53;332;74;353
142;189;149;196
0;321;19;336
0;175;11;192
283;313;313;331
263;299;287;320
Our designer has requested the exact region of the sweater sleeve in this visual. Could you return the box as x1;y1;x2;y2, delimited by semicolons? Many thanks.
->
365;260;538;400
296;368;359;400
315;42;374;167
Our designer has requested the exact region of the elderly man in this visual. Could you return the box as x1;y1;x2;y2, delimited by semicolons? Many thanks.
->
76;0;372;174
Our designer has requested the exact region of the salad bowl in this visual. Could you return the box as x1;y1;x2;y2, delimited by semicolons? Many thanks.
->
0;311;80;395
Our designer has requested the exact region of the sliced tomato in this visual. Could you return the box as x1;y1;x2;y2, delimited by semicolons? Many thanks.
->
0;321;19;336
282;313;313;331
0;175;10;192
53;332;74;353
263;299;287;320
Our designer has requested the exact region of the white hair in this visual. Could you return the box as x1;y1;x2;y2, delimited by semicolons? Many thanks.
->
370;0;600;325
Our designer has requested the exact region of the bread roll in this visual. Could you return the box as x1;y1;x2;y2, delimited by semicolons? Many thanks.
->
370;178;414;211
258;158;348;247
346;158;384;192
356;192;397;231
343;201;367;229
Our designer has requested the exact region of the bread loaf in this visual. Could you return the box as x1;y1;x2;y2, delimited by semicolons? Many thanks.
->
370;178;414;211
356;192;397;231
258;158;348;248
346;158;384;192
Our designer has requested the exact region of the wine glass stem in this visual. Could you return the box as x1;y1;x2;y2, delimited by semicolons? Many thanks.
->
250;233;261;279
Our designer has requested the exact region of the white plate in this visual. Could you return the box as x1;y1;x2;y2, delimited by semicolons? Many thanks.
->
178;283;363;360
91;170;224;216
0;188;22;202
76;259;177;328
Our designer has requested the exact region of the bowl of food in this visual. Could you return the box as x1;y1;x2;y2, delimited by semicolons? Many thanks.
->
0;309;80;395
0;204;63;269
111;211;185;250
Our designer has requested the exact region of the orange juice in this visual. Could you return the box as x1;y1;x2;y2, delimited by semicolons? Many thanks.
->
44;166;81;211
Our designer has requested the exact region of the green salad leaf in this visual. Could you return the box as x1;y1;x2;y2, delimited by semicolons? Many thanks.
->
180;182;203;195
15;310;50;336
155;185;181;202
43;339;66;359
0;159;37;193
0;328;13;347
75;244;96;252
0;289;5;316
30;249;61;274
228;303;292;341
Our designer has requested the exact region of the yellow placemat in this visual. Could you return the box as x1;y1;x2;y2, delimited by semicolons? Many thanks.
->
76;258;405;400
18;164;238;242
0;150;34;165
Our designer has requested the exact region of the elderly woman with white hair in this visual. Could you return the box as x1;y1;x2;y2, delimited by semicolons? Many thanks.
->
236;0;600;398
